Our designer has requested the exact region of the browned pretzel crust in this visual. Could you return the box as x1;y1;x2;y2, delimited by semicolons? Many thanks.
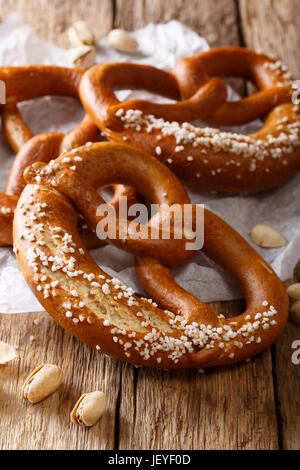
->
13;142;288;369
174;47;292;125
80;48;300;192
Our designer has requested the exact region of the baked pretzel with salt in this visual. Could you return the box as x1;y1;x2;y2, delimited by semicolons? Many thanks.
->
80;47;300;192
14;142;288;368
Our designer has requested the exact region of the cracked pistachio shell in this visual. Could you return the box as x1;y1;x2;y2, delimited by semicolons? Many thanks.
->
290;301;300;325
22;364;63;404
68;21;94;47
71;391;107;427
71;45;96;70
250;224;286;248
287;283;300;301
108;29;138;53
0;341;18;364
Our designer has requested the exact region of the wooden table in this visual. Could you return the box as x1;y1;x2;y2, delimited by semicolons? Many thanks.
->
0;0;299;451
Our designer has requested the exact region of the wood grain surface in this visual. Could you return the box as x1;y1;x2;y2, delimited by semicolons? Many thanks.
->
0;0;299;450
239;0;300;450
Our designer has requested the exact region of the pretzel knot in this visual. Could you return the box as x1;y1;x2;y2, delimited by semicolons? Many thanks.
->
80;47;300;193
14;142;288;369
0;65;130;247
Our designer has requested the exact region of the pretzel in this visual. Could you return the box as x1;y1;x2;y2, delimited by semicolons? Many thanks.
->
13;142;288;369
80;51;300;192
0;65;132;246
2;104;34;152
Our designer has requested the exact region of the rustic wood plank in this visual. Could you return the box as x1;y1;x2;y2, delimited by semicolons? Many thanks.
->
239;0;300;450
0;0;119;451
0;0;114;47
115;0;245;95
117;300;279;450
113;0;279;450
273;322;300;450
239;0;300;77
115;0;240;47
0;311;121;450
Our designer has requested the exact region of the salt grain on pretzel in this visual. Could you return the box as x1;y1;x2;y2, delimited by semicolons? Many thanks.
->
80;47;300;192
13;142;288;368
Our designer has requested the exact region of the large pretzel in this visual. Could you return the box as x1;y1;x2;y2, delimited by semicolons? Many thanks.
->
13;142;288;369
80;49;300;192
0;66;133;246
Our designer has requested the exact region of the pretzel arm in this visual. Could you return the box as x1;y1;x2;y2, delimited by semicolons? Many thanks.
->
79;63;227;130
173;47;292;125
100;103;300;192
105;78;227;129
2;104;34;153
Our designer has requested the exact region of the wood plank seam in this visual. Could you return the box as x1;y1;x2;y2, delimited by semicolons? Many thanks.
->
132;367;138;432
271;346;283;450
235;0;246;47
236;0;249;97
238;0;300;449
112;0;117;26
237;0;280;446
114;366;122;450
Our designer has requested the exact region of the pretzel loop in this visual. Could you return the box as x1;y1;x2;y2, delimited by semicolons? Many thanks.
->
80;62;227;131
173;47;293;125
80;48;300;193
0;66;99;153
14;142;288;369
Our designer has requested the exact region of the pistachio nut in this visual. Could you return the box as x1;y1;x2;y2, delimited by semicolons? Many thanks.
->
68;21;94;47
290;301;300;326
0;341;18;364
108;29;138;53
71;45;96;70
71;391;107;427
287;283;300;301
250;224;286;248
22;363;63;404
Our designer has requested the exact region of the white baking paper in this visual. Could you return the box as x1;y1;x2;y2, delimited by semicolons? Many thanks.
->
0;13;299;313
